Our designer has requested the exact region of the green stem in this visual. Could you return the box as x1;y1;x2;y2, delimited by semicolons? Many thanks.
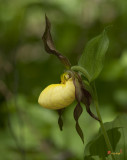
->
71;65;116;159
71;66;91;82
92;82;115;160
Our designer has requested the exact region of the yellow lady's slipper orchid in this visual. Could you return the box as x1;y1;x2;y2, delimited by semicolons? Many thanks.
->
38;73;75;109
38;15;100;143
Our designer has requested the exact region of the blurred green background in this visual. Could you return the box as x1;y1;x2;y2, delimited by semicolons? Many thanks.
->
0;0;127;159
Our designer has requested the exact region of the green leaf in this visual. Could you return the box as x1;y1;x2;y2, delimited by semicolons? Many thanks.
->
78;30;109;81
84;114;127;160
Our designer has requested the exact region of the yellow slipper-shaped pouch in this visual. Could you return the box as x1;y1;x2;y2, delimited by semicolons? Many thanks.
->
38;74;75;109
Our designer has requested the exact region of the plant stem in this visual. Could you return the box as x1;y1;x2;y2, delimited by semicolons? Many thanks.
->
92;82;115;160
71;65;116;159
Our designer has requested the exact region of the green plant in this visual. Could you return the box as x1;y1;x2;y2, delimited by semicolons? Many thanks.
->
38;15;126;160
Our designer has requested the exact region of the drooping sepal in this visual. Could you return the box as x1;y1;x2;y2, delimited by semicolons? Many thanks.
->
74;103;84;143
42;15;71;69
73;75;84;143
57;109;64;131
73;72;100;122
81;87;100;122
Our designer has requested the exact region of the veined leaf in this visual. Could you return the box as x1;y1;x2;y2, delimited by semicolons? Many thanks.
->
84;114;127;160
78;30;109;82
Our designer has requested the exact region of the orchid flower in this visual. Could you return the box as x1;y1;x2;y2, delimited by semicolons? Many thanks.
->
38;15;99;143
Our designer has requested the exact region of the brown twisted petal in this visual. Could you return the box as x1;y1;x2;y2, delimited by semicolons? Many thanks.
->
42;15;71;69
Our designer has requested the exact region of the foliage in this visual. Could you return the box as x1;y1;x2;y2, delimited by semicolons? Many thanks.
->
84;114;127;160
78;29;109;82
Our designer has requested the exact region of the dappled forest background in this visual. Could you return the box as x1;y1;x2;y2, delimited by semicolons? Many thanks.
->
0;0;127;160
